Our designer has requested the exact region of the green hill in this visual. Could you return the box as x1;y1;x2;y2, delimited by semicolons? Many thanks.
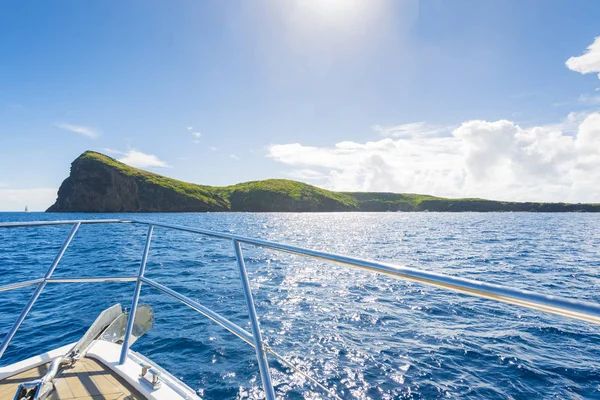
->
46;151;600;212
47;151;357;212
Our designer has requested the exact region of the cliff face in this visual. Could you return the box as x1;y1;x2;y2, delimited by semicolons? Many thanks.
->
46;152;356;212
47;152;229;212
47;151;600;213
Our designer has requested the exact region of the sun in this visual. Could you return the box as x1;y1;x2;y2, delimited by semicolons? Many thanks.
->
292;0;380;31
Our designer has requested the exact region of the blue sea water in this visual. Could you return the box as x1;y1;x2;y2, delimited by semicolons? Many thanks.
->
1;212;600;399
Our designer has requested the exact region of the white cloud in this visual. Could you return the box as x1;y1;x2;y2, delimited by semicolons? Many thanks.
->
102;148;125;155
210;147;218;151
187;126;193;130
372;122;449;138
118;150;170;168
286;169;328;180
566;36;600;79
191;131;202;144
267;112;600;202
56;123;100;139
230;154;240;161
266;35;600;203
579;94;600;104
0;188;58;211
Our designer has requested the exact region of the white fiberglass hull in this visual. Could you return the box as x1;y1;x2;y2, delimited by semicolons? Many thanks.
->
0;341;199;400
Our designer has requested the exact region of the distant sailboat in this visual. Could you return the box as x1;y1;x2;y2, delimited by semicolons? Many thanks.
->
24;205;29;213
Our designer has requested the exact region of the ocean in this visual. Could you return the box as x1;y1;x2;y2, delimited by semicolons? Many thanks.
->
1;212;599;399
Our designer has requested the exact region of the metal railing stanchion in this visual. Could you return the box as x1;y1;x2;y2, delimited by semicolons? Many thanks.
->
233;239;276;400
0;222;81;359
119;224;153;365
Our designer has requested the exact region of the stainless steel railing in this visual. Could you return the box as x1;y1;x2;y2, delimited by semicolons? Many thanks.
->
2;219;600;400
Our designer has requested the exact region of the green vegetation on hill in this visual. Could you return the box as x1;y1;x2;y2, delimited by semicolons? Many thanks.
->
77;151;225;207
46;151;600;212
341;192;441;211
220;179;358;211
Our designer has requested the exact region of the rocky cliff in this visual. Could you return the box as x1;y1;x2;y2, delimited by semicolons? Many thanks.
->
46;151;356;212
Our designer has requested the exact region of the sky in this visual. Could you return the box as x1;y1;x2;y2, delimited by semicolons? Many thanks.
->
1;0;600;210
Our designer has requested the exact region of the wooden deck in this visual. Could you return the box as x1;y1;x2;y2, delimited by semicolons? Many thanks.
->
0;357;145;400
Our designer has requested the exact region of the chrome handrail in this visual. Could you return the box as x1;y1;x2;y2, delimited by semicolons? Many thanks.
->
119;224;153;365
233;239;276;399
0;222;81;359
2;219;600;400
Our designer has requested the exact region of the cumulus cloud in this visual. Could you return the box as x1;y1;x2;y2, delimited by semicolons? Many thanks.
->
230;154;240;161
56;123;100;139
268;136;463;194
267;112;600;202
118;150;170;168
265;36;600;203
566;36;600;79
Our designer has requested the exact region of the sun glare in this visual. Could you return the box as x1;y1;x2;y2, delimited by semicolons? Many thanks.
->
290;0;383;32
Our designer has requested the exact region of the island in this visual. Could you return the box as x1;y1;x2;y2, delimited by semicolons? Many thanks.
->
46;151;600;213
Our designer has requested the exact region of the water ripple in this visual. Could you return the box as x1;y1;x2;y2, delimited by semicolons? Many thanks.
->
1;212;600;399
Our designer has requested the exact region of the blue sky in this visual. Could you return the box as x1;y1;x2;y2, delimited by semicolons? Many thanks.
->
2;0;600;210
